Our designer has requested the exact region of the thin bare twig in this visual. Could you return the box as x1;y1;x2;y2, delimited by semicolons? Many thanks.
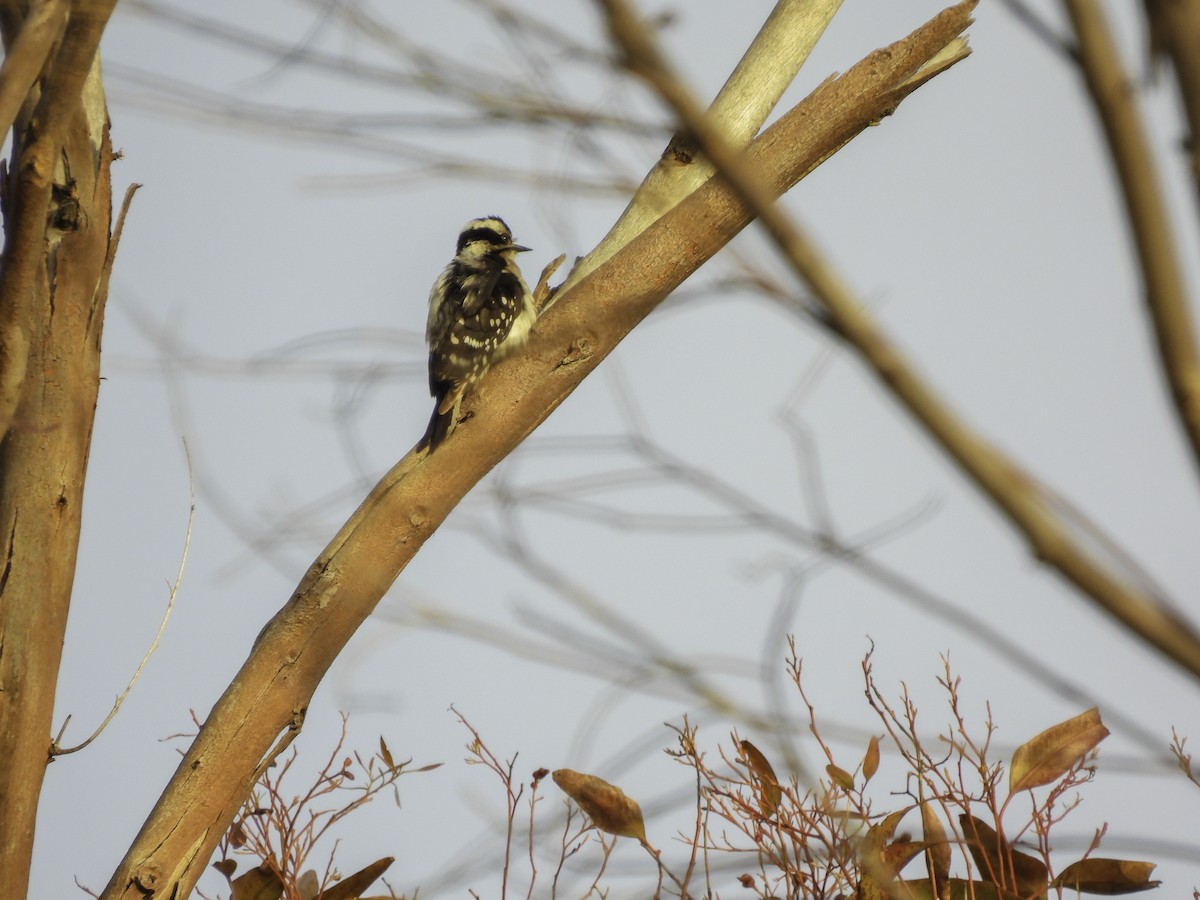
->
51;439;196;756
95;182;142;327
996;0;1079;61
456;422;1172;760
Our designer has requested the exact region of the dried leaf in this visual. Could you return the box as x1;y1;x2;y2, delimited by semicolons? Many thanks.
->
379;736;395;771
552;769;648;843
881;836;927;873
230;864;284;900
858;835;924;900
297;870;320;900
894;877;1029;899
856;871;896;900
739;739;782;815
316;857;395;900
228;820;248;849
212;859;237;879
863;735;881;783
1052;858;1160;894
1010;708;1109;793
959;814;1047;897
857;807;917;900
827;763;855;791
920;801;950;889
868;807;912;849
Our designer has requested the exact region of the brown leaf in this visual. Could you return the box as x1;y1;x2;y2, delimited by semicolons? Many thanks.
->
230;864;284;900
858;839;925;900
855;871;897;900
894;877;1031;899
297;870;320;900
228;820;248;849
859;806;919;897
315;857;395;900
1052;858;1161;894
881;836;927;873
212;859;237;879
1009;708;1109;793
552;769;648;843
959;814;1047;897
854;805;914;863
379;736;395;771
863;735;881;783
920;801;950;890
827;763;855;791
739;739;782;815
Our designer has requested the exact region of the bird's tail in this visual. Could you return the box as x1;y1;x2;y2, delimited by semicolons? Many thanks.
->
420;403;454;451
419;382;464;452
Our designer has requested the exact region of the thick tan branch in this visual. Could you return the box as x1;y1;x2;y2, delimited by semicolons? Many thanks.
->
603;0;1200;681
0;0;116;445
100;10;969;898
561;0;842;292
0;5;117;893
1064;0;1200;482
0;0;68;140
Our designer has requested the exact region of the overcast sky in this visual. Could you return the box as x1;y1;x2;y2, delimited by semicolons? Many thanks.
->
29;1;1200;896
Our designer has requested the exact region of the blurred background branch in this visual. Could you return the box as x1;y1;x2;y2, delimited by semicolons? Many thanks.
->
9;0;1200;896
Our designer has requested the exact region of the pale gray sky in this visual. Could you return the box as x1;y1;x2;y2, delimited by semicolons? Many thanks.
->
34;1;1200;896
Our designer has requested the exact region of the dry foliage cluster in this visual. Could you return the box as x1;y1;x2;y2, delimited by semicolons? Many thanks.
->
204;647;1169;899
201;715;440;900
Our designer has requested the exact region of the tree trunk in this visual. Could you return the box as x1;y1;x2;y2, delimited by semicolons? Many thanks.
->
0;2;118;895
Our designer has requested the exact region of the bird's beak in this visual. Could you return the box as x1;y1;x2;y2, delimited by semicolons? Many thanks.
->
509;243;532;253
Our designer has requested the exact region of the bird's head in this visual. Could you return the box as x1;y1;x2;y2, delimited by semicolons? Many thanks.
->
455;216;531;261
